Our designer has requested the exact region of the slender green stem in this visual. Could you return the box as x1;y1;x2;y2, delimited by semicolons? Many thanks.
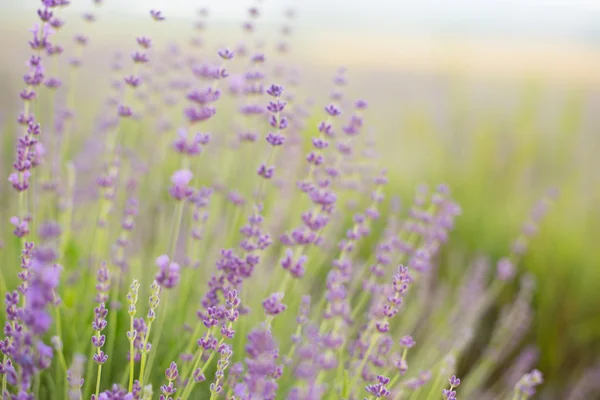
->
169;202;185;261
180;322;232;400
179;325;212;385
33;373;40;398
94;364;102;398
349;327;378;394
142;189;185;382
142;291;170;384
93;329;104;398
128;316;135;392
54;304;69;396
327;346;346;400
137;320;154;387
512;392;522;400
424;370;444;400
180;346;220;400
407;387;422;400
284;324;302;361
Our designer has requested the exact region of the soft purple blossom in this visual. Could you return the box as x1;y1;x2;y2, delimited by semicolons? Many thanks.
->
155;255;181;289
263;292;287;316
150;9;165;21
169;169;194;200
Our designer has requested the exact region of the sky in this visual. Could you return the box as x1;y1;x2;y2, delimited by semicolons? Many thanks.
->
7;0;600;43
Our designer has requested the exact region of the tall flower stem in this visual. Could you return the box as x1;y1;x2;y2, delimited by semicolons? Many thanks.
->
142;168;187;381
94;331;103;397
128;316;136;391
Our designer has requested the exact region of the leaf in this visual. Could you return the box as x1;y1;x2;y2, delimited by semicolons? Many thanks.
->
341;369;350;399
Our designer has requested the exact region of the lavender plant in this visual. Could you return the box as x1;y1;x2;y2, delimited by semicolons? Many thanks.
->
0;1;572;399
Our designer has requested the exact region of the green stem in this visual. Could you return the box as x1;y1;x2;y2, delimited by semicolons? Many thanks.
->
180;346;220;400
169;202;185;261
93;328;105;398
54;304;69;396
348;328;378;394
512;392;522;400
424;370;444;400
128;316;135;392
95;364;102;398
33;373;40;398
142;291;170;384
137;319;154;387
139;195;184;383
351;288;371;320
407;387;422;400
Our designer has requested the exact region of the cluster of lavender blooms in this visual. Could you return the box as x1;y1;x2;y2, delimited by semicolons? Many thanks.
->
0;1;574;400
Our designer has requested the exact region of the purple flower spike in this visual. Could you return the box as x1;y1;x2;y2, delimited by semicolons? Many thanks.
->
185;106;216;124
10;216;30;237
399;335;415;348
118;105;133;118
74;34;88;46
131;51;149;64
266;132;285;146
266;84;284;98
169;169;194;200
82;12;96;22
243;327;282;398
366;375;391;398
150;9;165;21
281;249;307;278
325;104;341;117
38;8;53;22
443;389;457;400
45;77;62;88
449;375;461;387
136;36;152;49
155;255;181;289
497;258;515;281
165;361;179;381
258;163;275;179
263;292;287;316
124;75;142;88
515;369;543;397
355;99;368;109
50;18;64;29
218;48;235;60
93;351;108;365
193;369;206;382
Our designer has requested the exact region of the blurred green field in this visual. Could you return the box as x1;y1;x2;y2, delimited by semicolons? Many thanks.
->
380;78;600;392
1;10;600;397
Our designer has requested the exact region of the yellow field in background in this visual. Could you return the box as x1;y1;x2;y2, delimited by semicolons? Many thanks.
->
295;32;600;85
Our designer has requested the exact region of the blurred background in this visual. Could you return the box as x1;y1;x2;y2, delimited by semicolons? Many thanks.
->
2;0;600;397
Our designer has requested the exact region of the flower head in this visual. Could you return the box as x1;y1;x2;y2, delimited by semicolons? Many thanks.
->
155;255;181;289
150;10;165;21
263;292;287;316
169;169;194;200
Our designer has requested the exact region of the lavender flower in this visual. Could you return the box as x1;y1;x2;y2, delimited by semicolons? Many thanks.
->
169;170;194;200
92;303;108;364
514;369;544;398
155;255;181;289
160;362;179;400
150;10;165;21
443;375;461;400
263;292;287;317
365;375;391;398
242;327;283;400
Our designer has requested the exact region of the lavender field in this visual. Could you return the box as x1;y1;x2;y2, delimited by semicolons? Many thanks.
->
1;1;599;399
